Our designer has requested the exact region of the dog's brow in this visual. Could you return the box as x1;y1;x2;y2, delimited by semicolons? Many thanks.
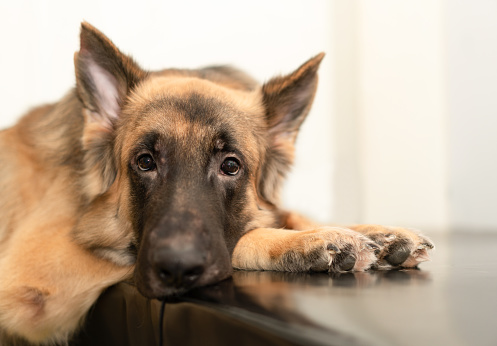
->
215;139;225;150
213;130;242;153
137;131;161;151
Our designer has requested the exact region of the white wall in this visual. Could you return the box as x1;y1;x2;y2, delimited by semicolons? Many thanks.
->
358;1;449;230
332;0;497;233
333;1;449;230
0;0;334;223
447;0;497;232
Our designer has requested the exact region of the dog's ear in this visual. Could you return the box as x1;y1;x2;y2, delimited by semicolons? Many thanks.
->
75;22;147;198
75;22;146;129
263;53;324;142
259;53;324;204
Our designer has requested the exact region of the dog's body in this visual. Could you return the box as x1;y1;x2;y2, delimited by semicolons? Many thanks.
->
0;23;433;344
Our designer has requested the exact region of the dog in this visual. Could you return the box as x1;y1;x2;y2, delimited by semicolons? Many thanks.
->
0;22;434;345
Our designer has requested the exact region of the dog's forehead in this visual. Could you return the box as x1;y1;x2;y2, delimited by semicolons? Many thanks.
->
119;76;265;161
134;75;262;113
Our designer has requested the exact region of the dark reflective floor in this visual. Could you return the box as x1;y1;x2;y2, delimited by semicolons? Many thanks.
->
74;233;497;346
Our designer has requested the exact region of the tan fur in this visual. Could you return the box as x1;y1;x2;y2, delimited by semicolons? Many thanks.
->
232;227;377;272
0;113;131;343
280;211;320;230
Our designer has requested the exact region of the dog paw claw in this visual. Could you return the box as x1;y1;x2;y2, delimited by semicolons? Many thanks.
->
296;228;378;273
385;234;396;241
361;227;435;269
327;244;341;254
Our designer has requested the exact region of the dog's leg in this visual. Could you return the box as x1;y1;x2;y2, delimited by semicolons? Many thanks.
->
0;222;132;344
232;227;379;273
257;212;434;270
281;212;435;269
346;225;435;269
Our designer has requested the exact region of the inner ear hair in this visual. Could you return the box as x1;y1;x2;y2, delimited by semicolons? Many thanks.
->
74;22;146;129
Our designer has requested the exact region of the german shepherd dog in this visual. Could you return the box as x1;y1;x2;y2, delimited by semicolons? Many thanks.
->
0;23;434;344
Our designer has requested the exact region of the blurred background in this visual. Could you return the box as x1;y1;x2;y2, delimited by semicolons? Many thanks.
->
0;0;495;233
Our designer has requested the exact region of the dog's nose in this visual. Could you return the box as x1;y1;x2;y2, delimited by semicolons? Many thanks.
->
153;247;205;288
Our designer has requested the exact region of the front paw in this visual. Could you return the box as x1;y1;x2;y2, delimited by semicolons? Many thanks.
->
354;225;435;269
280;227;379;273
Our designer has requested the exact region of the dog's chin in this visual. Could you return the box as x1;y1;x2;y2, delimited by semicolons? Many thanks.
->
136;280;189;300
135;266;233;300
134;272;184;299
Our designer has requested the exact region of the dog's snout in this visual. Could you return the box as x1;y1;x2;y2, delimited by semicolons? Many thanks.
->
153;247;205;288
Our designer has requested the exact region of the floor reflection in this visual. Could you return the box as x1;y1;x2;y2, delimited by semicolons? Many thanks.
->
232;268;431;289
184;268;432;327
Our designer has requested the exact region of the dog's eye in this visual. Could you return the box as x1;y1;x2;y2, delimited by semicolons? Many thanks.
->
137;154;156;171
220;158;240;176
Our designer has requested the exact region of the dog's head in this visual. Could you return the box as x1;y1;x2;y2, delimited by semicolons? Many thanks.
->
72;23;323;298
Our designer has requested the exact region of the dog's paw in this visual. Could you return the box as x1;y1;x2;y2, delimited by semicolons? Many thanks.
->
353;225;435;269
284;227;379;273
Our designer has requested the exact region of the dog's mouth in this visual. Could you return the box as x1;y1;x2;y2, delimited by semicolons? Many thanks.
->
135;261;233;299
133;239;233;299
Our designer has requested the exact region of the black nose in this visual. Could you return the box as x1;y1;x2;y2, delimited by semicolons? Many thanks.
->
153;248;205;289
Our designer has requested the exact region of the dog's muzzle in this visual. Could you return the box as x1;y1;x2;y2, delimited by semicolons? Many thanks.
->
134;211;232;298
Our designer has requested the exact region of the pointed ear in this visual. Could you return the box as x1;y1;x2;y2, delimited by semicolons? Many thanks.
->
262;53;324;142
75;23;146;199
74;22;146;130
258;53;324;204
